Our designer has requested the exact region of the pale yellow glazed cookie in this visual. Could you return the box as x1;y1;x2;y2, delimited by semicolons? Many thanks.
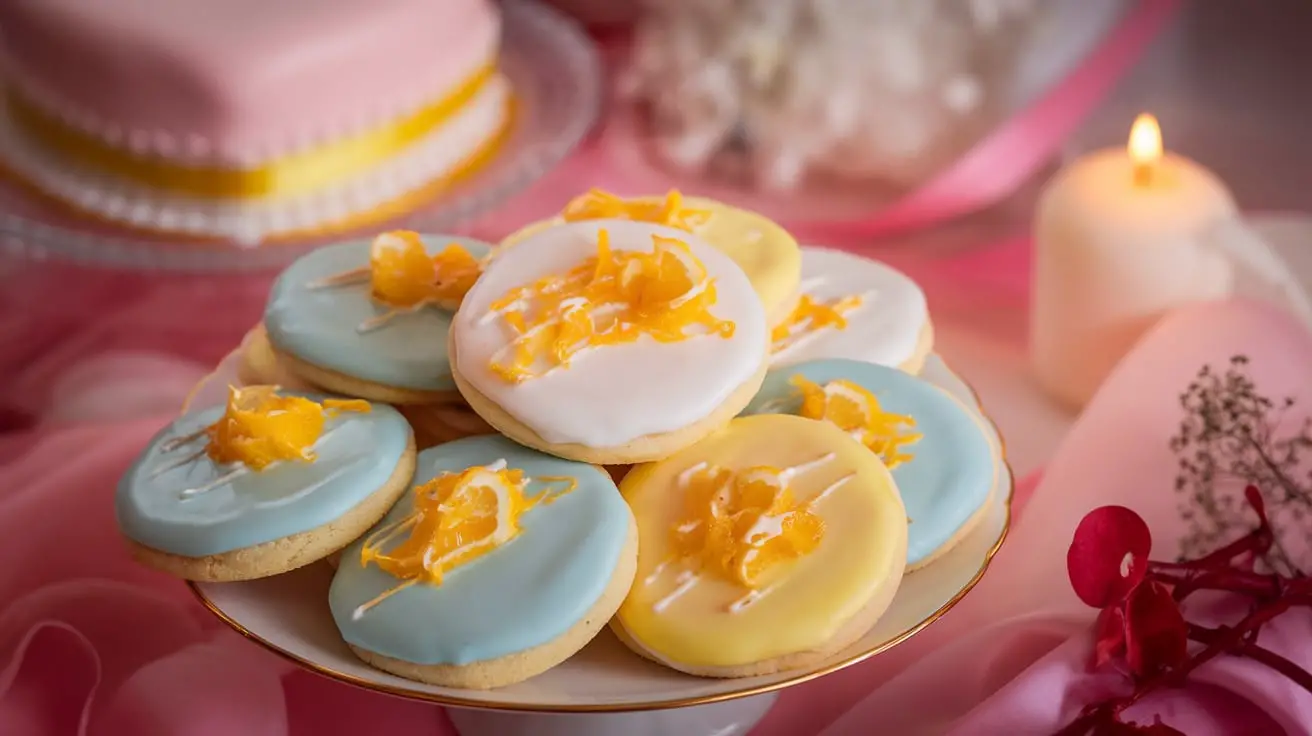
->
500;190;801;324
451;218;772;465
614;414;908;678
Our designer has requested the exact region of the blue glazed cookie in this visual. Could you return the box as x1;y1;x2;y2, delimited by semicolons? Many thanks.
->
741;359;995;570
116;387;416;582
330;434;637;689
264;231;493;404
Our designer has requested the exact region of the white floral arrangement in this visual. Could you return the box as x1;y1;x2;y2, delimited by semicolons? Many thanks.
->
621;0;1113;191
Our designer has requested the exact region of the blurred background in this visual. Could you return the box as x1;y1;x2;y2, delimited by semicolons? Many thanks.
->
0;0;1308;475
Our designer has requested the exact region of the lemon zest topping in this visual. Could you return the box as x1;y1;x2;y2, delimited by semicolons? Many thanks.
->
359;462;576;587
791;376;921;468
487;228;735;383
204;386;370;471
671;463;826;590
771;294;864;353
368;230;482;310
562;188;711;232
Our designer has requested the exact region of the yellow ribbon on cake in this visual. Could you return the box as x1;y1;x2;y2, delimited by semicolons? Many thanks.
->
7;65;496;200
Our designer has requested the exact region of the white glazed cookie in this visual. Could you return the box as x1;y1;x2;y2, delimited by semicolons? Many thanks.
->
771;247;932;373
451;219;770;464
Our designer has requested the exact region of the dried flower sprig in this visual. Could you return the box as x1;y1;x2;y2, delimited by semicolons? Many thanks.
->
1055;356;1312;734
1171;355;1312;576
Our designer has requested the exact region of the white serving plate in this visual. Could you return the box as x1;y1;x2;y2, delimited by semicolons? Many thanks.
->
189;353;1011;732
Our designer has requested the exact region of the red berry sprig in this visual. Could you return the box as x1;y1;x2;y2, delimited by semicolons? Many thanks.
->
1056;487;1312;735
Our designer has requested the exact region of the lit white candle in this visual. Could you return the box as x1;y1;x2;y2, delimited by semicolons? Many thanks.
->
1031;114;1236;409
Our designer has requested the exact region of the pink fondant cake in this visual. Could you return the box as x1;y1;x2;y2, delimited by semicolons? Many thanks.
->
0;0;511;243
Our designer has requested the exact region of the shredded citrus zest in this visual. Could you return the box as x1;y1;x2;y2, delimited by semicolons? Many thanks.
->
204;386;370;471
369;230;482;310
771;293;864;352
791;376;921;468
359;463;576;586
561;188;711;232
672;464;825;589
487;229;735;383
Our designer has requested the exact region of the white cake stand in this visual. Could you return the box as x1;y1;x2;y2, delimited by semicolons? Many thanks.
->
189;355;1012;736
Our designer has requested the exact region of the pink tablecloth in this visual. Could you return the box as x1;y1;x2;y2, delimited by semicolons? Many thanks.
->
2;298;1309;736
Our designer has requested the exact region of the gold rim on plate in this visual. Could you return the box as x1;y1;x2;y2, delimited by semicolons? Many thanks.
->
187;355;1015;713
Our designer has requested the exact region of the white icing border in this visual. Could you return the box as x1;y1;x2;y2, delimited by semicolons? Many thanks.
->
454;220;769;448
0;76;510;245
0;37;497;165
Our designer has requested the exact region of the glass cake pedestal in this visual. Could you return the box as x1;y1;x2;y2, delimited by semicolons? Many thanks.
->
0;0;600;272
190;355;1013;736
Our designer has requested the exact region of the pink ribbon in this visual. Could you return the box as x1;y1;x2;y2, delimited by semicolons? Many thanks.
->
797;0;1182;240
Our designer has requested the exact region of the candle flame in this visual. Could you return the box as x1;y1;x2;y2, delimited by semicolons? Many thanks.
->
1128;113;1162;166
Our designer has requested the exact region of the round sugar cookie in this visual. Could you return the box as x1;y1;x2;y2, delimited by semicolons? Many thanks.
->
742;359;996;571
397;402;495;450
116;387;416;582
615;413;908;678
451;219;770;464
771;247;932;373
235;325;320;391
500;190;801;324
329;435;637;690
264;231;493;404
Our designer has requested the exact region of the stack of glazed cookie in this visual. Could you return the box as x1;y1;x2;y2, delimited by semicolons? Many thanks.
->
116;189;1000;689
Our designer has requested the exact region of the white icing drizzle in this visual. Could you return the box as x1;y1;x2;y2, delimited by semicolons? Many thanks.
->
159;428;207;454
159;424;344;500
451;220;768;448
650;452;845;615
351;458;575;620
179;466;250;498
771;287;880;363
306;232;481;334
728;580;781;613
306;267;369;291
653;569;700;613
807;473;854;509
478;241;724;382
776;452;835;484
149;447;207;478
643;559;672;586
773;248;929;368
796;276;828;292
352;577;419;621
676;461;709;486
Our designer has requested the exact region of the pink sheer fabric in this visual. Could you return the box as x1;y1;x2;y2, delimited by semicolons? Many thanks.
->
817;300;1312;736
2;300;1308;736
